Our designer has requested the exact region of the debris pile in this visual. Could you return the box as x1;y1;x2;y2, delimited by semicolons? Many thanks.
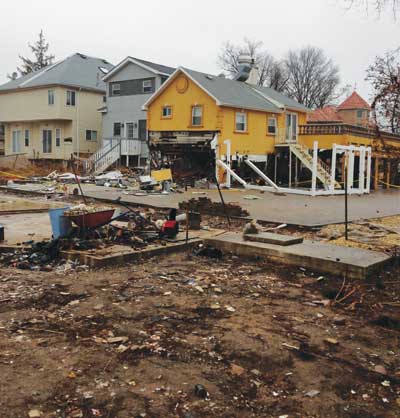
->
180;197;249;217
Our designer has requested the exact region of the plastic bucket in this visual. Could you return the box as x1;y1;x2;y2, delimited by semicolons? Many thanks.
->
48;207;72;239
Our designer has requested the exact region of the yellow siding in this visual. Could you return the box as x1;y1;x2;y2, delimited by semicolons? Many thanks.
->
299;134;373;150
218;108;276;156
148;76;219;132
148;71;309;157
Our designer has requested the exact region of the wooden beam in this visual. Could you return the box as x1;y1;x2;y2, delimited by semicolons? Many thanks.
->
386;160;391;189
374;157;379;190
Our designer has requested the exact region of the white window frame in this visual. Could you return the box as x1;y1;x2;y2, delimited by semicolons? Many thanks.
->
235;111;247;132
12;130;22;153
357;110;364;118
56;128;61;147
112;83;121;96
191;105;203;126
86;130;98;141
267;117;277;135
162;106;172;118
66;90;76;106
143;80;153;93
48;89;55;105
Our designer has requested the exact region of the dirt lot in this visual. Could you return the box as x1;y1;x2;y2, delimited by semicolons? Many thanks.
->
0;250;399;418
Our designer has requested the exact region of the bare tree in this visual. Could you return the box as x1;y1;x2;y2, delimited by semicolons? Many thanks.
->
217;38;288;91
283;46;341;108
345;0;399;17
9;30;55;78
366;49;400;133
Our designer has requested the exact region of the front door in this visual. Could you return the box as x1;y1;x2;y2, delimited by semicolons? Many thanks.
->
126;122;135;139
42;129;52;153
12;130;22;153
285;113;298;143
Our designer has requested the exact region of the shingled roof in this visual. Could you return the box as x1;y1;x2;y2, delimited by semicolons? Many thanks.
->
308;92;371;123
308;105;342;123
103;57;175;82
338;91;370;110
144;67;310;114
0;53;114;93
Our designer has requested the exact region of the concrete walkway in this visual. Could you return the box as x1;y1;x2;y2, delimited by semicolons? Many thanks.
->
77;185;400;227
6;184;400;227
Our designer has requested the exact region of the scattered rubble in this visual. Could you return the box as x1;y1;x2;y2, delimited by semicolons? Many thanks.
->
180;197;249;217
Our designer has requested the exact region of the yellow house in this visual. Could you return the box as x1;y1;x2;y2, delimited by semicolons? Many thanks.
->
143;66;314;186
0;53;113;164
144;65;400;195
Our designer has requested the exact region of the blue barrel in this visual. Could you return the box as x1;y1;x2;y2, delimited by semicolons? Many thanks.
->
48;207;72;239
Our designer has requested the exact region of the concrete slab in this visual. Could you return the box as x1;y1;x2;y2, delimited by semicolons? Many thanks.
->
61;239;202;268
205;232;391;279
61;229;225;268
244;232;303;246
5;184;400;227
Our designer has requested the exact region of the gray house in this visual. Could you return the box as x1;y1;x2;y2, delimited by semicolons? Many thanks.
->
94;57;175;172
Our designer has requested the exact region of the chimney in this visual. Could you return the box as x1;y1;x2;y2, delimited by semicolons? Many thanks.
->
234;55;259;85
247;63;260;86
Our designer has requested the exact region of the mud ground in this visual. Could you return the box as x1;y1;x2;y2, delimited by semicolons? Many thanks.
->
0;250;399;418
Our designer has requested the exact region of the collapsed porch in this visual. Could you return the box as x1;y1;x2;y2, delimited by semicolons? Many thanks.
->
147;123;400;196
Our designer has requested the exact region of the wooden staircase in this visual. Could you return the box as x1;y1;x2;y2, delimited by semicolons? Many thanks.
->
290;143;341;190
84;139;121;175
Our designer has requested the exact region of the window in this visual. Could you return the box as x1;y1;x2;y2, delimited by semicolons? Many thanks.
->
191;105;203;126
103;95;107;103
48;90;54;105
357;110;364;118
267;117;277;135
24;130;30;147
162;106;172;118
66;90;76;106
42;130;52;153
143;80;153;93
235;112;247;132
56;128;61;147
12;130;22;153
112;83;120;96
86;130;98;141
113;122;122;136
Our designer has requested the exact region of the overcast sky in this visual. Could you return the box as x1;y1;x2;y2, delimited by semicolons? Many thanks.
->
1;0;399;102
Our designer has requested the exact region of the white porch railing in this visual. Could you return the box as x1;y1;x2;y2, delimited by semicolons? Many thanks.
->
84;137;141;175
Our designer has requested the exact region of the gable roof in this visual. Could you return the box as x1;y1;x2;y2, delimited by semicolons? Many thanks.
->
143;67;310;114
103;56;175;82
338;91;370;110
0;53;113;93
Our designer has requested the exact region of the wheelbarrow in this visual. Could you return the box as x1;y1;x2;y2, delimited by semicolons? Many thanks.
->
65;208;115;229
